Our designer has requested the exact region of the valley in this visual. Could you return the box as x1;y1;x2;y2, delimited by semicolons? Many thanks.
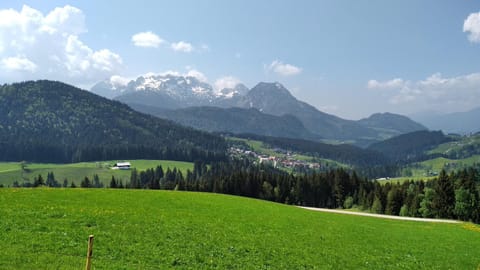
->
1;2;479;269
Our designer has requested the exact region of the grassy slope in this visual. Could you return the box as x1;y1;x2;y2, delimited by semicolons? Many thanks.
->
0;160;193;186
1;189;479;269
385;155;480;183
428;134;480;155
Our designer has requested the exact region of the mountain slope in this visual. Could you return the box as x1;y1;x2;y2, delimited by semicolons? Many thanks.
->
239;82;378;141
129;104;322;141
0;80;227;163
358;112;427;139
367;130;451;162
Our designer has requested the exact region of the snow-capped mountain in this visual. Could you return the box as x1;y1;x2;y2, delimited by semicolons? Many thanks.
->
90;76;130;99
91;74;248;109
91;77;426;145
216;83;249;98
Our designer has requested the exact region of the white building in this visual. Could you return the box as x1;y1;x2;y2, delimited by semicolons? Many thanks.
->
111;162;131;170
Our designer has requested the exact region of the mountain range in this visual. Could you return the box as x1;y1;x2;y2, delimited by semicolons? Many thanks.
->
410;108;480;134
91;74;426;146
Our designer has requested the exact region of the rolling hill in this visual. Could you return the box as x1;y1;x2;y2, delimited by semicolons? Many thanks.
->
358;112;426;139
1;189;478;269
0;80;227;163
367;130;451;162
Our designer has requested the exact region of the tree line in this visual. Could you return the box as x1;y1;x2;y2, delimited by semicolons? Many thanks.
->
6;160;479;223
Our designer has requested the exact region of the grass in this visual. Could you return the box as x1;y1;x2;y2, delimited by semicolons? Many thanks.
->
386;155;480;184
1;188;479;269
0;160;193;187
377;176;436;185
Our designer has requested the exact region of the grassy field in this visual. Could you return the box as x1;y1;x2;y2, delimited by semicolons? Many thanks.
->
1;189;479;269
0;160;193;187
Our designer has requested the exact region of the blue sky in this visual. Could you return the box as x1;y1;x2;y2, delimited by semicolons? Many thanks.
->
0;1;479;119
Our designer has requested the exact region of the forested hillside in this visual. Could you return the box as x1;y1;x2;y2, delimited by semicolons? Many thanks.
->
131;105;322;141
368;130;451;162
0;81;227;163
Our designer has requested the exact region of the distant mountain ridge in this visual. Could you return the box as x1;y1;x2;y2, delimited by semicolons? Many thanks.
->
410;108;480;134
92;75;426;145
128;104;322;141
358;112;427;139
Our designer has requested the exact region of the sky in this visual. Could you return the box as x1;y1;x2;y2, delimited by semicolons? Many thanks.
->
0;1;479;119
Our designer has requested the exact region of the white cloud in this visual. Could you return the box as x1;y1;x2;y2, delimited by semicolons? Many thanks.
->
214;76;241;90
131;31;164;48
186;69;208;82
0;5;123;85
367;72;480;112
199;44;209;52
131;32;202;53
464;11;480;43
171;41;194;53
1;56;37;72
367;78;405;90
109;75;130;87
44;5;86;35
142;69;208;83
157;70;181;77
267;60;302;76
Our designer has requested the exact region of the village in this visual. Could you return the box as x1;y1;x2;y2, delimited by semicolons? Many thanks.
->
228;146;329;171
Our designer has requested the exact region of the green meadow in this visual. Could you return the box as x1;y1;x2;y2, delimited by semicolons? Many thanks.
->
0;160;193;187
0;189;479;269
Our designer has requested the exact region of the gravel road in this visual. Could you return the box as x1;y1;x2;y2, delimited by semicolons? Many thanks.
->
299;206;460;223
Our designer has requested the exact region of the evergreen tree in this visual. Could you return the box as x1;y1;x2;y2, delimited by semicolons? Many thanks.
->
385;186;403;215
432;170;455;219
371;196;383;214
110;176;118;188
81;177;91;188
419;188;435;218
46;172;59;187
93;174;103;188
129;168;140;189
33;174;44;187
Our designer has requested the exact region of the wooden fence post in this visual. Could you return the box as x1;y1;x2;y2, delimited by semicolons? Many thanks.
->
85;235;94;270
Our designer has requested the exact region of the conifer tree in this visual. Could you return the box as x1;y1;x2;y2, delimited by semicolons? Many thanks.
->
432;170;455;219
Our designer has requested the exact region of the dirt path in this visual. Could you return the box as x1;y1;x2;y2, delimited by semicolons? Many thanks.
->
299;206;460;223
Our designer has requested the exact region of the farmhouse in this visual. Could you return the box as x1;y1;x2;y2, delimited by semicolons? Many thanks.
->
111;162;131;170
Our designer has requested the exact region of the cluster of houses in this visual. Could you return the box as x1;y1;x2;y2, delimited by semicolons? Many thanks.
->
229;147;323;171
